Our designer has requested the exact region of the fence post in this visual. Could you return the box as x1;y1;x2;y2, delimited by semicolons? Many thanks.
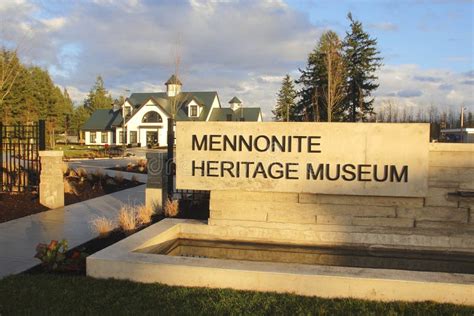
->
38;120;46;150
146;152;167;213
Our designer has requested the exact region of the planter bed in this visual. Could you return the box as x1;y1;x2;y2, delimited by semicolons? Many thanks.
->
0;176;143;223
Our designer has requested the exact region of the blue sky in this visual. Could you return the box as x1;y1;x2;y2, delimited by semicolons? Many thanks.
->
287;0;473;72
1;0;472;119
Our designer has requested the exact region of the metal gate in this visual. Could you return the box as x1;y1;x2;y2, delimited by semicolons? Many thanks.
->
0;120;46;193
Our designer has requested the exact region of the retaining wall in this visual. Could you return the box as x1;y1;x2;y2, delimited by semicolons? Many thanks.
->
208;143;474;250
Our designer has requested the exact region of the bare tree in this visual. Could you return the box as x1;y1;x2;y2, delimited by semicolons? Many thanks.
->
321;33;346;122
0;48;21;108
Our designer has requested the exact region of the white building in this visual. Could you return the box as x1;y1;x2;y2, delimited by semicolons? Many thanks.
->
82;75;263;147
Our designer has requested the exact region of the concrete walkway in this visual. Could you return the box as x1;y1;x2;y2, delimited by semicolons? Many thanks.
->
0;161;147;278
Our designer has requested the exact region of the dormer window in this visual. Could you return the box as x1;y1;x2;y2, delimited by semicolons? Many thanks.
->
190;105;198;117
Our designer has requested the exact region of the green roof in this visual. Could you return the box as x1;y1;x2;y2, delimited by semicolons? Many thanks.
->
228;96;242;104
209;107;261;122
82;109;123;131
128;91;218;122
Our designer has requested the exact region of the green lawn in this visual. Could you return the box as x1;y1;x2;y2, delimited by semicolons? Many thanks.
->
0;274;472;315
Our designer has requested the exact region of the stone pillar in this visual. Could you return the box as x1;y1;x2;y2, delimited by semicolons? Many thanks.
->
146;152;167;213
39;151;64;209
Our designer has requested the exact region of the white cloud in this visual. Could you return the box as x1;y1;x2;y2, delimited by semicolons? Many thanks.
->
374;64;474;114
2;1;472;120
41;17;66;31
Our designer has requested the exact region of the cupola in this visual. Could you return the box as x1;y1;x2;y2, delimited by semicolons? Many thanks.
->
165;74;182;97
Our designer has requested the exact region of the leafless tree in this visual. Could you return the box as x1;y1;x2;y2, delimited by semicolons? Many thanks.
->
0;48;21;107
322;34;346;122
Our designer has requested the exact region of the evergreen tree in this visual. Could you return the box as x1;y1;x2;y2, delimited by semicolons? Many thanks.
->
84;75;113;113
61;88;74;134
0;48;22;112
296;31;347;122
343;12;383;122
2;63;30;124
296;40;327;122
71;106;90;139
272;74;297;121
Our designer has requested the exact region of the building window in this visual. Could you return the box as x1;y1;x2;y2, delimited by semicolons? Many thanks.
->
90;132;96;144
190;105;198;117
226;114;233;121
130;131;137;144
142;111;162;123
101;132;108;143
119;131;127;144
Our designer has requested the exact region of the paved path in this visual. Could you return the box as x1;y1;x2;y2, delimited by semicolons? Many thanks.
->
0;159;147;278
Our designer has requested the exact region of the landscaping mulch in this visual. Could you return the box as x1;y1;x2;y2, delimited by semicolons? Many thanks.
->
0;177;143;223
0;192;48;223
25;214;164;276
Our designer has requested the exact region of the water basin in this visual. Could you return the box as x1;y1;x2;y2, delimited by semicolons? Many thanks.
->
148;238;474;274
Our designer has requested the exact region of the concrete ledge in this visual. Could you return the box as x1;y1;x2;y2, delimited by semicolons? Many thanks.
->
87;219;474;306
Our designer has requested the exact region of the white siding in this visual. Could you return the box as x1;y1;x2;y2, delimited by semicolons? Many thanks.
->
205;95;222;121
124;99;170;147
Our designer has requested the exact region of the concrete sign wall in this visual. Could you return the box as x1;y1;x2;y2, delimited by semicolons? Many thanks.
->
176;122;430;197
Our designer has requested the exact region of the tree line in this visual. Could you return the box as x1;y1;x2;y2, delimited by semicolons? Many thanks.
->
0;47;114;145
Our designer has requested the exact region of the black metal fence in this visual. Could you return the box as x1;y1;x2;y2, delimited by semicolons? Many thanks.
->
0;120;46;193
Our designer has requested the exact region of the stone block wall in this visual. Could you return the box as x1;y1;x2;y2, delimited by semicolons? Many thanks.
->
209;143;474;233
39;151;65;209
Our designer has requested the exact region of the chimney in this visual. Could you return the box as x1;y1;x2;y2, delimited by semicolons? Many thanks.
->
165;74;182;97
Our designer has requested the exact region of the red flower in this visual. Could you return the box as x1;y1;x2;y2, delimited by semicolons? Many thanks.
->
48;240;58;250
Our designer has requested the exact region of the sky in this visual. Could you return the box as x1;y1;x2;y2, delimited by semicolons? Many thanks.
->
1;0;473;120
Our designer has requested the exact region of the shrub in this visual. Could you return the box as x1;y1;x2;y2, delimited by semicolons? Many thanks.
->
114;172;124;183
138;159;147;168
94;169;105;180
76;168;88;177
164;199;179;217
118;205;136;232
35;239;68;271
136;204;154;225
90;216;114;237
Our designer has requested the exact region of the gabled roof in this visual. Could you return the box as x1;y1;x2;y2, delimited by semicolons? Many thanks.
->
82;109;123;131
127;91;218;122
228;96;242;104
209;107;261;122
165;75;182;85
